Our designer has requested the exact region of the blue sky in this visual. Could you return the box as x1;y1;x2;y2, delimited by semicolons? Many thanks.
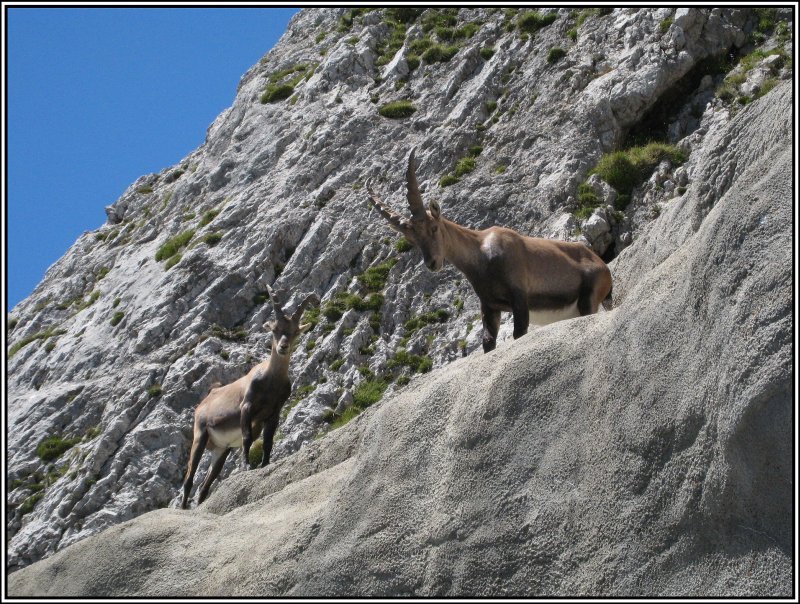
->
6;7;299;311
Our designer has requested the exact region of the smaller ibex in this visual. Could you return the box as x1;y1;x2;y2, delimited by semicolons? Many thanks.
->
367;148;612;353
180;286;319;509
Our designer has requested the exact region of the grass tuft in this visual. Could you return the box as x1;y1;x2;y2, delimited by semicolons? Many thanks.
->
378;101;417;119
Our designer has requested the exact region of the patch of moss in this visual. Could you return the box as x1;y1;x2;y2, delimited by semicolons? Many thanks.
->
164;254;182;270
358;259;398;292
378;101;417;119
422;44;459;64
8;327;67;358
202;232;223;246
589;142;687;200
155;230;194;261
395;237;413;253
454;156;477;178
36;434;81;463
518;10;557;34
199;209;219;227
210;324;248;342
547;47;566;64
388;350;433;373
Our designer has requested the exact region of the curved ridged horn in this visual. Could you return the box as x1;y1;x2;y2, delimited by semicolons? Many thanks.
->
405;147;426;220
292;292;320;321
366;183;408;231
266;284;284;316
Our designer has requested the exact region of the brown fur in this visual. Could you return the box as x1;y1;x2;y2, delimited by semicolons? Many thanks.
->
367;149;612;353
180;288;319;509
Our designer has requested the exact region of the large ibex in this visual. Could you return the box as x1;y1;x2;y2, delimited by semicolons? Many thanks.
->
180;286;319;509
367;148;612;353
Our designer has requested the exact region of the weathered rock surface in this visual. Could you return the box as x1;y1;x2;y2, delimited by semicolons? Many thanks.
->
8;74;792;597
6;7;792;579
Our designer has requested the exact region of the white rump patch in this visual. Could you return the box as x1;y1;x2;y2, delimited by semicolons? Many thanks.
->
208;426;243;449
529;301;580;326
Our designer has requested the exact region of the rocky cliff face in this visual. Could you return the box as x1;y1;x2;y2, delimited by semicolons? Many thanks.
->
6;7;792;579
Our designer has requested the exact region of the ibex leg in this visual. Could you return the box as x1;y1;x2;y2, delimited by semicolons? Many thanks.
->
259;413;280;468
481;303;501;353
511;293;530;339
181;428;209;509
197;447;230;505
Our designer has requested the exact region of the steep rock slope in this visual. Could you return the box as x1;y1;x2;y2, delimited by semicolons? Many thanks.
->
6;7;791;569
8;79;793;597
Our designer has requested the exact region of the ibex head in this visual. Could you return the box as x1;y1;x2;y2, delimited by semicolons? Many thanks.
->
367;148;445;272
265;286;319;356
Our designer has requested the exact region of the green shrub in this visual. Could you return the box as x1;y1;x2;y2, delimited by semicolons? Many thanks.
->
19;492;45;516
302;305;320;328
148;384;162;398
457;23;481;38
387;7;423;23
404;309;450;332
547;47;566;64
395;237;413;252
358;259;398;291
485;100;498;113
352;377;389;408
574;183;601;220
261;83;295;104
388;350;433;373
567;27;578;41
454;157;476;178
434;26;455;41
164;254;182;270
84;426;102;440
659;17;673;33
421;44;459;63
753;8;777;33
202;232;223;246
518;10;557;34
330;358;345;371
468;146;483;157
210;324;248;342
590;143;687;199
8;327;67;358
405;54;420;71
378;101;417;118
36;434;81;463
155;230;194;261
409;37;433;54
439;174;460;187
110;311;124;326
480;47;495;60
199;209;219;227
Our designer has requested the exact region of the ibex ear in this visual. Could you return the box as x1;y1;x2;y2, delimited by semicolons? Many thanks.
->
298;322;312;334
429;199;441;220
266;320;278;332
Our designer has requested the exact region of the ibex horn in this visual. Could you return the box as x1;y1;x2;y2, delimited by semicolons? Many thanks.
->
293;292;320;321
266;284;284;316
366;183;407;230
405;147;426;220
